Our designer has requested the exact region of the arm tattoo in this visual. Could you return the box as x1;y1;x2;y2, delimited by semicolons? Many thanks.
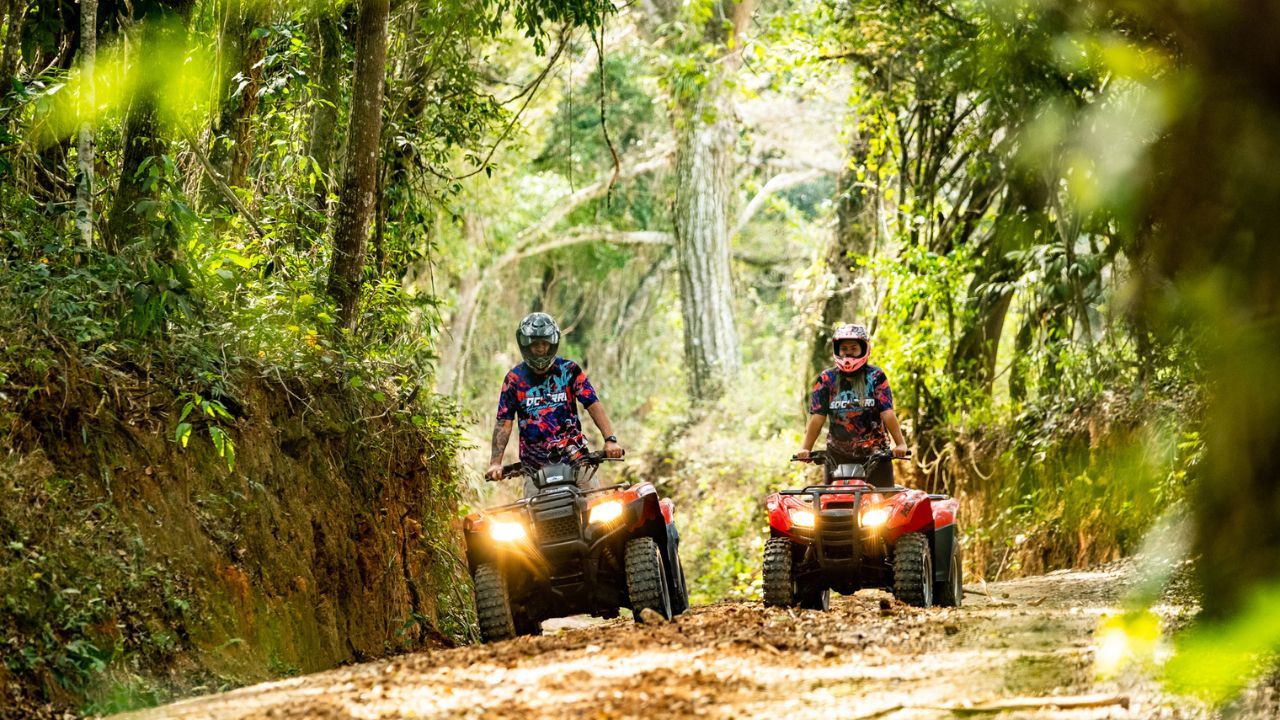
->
491;421;512;462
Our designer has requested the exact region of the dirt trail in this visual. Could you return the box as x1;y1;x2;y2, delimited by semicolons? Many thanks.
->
116;563;1213;720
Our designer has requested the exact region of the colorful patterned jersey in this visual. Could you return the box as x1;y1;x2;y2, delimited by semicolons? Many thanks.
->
496;357;600;469
809;365;894;455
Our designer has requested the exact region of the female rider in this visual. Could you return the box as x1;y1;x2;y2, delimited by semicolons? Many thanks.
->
796;323;908;487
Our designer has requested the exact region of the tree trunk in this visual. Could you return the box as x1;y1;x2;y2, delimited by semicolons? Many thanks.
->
75;0;97;249
306;11;344;221
673;85;740;402
949;230;1020;395
205;0;270;207
808;149;877;381
326;0;388;331
105;2;195;253
0;0;25;95
664;0;754;404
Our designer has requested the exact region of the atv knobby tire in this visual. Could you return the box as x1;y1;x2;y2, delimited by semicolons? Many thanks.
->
626;537;672;621
762;537;795;607
936;544;963;608
893;532;934;607
474;563;517;642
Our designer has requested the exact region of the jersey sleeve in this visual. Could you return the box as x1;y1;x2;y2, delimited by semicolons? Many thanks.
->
809;372;830;415
570;362;600;408
873;369;894;412
496;372;518;420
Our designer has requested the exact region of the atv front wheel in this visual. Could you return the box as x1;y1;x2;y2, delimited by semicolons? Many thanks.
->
626;537;673;620
474;563;517;642
893;532;934;607
936;545;963;608
762;537;795;607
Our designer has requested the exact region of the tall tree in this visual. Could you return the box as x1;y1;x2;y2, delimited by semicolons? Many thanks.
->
304;8;344;228
669;0;755;403
105;0;196;252
204;0;271;206
326;0;389;330
75;0;97;249
0;0;24;95
808;138;877;380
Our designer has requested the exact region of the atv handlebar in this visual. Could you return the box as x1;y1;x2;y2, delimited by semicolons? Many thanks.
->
791;450;912;464
490;450;624;481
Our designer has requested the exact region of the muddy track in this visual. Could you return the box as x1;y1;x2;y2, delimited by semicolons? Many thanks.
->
116;563;1213;720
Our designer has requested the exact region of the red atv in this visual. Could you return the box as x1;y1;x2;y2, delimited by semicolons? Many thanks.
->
463;451;688;642
762;450;962;610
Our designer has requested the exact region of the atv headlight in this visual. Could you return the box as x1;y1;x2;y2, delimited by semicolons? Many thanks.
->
789;508;816;528
861;507;890;528
489;519;527;542
589;499;624;525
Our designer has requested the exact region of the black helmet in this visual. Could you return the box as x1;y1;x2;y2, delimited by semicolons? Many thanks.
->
516;312;560;372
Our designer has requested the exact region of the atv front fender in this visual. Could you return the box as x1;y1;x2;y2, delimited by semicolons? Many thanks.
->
932;523;960;585
883;490;934;544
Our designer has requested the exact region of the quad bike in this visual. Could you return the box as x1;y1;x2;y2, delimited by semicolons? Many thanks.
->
762;450;962;610
463;451;689;642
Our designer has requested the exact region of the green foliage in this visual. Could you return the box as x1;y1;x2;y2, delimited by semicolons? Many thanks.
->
175;392;237;471
535;53;659;179
1165;583;1280;703
0;470;194;709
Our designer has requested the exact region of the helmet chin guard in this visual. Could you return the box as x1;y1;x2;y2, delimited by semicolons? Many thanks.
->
834;354;867;373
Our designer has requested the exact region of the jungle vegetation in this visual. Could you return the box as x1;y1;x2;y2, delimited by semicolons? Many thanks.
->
0;0;1277;713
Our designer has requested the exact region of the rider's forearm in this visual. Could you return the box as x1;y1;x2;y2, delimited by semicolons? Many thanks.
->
802;414;825;450
586;401;615;439
881;409;906;447
490;419;513;463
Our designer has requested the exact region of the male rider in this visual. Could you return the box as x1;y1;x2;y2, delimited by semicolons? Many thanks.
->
486;312;624;495
797;323;908;487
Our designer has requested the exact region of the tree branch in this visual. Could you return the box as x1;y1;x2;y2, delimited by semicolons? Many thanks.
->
511;146;673;251
180;125;266;239
732;169;823;236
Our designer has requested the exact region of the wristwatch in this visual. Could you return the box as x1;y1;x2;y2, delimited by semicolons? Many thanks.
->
604;435;618;444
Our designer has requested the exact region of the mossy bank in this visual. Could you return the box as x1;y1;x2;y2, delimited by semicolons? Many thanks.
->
0;349;465;718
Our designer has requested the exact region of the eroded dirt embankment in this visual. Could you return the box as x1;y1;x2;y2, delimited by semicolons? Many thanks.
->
115;561;1265;720
1;364;461;716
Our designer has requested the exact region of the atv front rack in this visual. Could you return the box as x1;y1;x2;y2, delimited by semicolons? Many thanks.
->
779;485;907;566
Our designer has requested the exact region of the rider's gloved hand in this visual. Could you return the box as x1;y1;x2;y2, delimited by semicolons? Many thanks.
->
485;461;504;481
892;444;910;459
604;439;625;459
795;448;811;461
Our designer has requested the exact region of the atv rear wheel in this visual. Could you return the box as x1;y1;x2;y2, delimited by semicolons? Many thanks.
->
626;537;673;620
893;532;934;607
474;563;516;642
762;537;795;607
936;545;963;607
